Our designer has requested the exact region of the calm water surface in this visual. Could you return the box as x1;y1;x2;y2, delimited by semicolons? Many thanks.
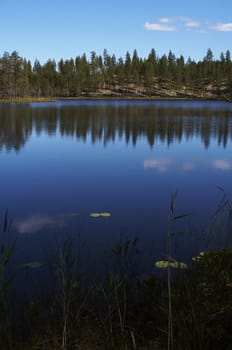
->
0;99;232;282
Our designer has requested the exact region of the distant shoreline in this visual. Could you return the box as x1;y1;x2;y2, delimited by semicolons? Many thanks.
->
0;95;226;104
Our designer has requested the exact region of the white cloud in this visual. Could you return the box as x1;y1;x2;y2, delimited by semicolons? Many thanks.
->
159;17;173;23
212;159;232;170
185;20;200;28
160;16;192;23
213;23;232;31
144;158;172;172
145;17;202;32
145;17;232;33
145;22;176;31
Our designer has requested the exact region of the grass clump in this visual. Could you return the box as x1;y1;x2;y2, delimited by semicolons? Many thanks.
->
171;248;232;349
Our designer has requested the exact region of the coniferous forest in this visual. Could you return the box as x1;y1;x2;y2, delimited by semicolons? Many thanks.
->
0;48;232;100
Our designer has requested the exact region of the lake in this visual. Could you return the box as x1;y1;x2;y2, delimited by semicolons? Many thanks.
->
0;99;232;286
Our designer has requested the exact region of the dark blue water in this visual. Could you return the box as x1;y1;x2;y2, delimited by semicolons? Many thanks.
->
0;99;232;290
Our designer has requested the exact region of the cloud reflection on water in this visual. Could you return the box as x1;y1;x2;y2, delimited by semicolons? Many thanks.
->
182;161;196;171
15;214;65;234
144;157;232;173
143;158;172;172
212;159;232;170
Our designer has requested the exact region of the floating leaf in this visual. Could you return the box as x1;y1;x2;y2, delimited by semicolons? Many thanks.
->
90;213;101;218
155;261;169;269
21;262;43;269
100;212;111;217
155;260;187;269
89;212;111;218
170;261;188;269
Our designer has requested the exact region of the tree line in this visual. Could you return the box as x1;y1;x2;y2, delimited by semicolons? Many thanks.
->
0;48;232;99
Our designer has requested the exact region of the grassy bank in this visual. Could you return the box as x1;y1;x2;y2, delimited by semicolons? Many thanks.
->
0;94;224;104
0;97;57;103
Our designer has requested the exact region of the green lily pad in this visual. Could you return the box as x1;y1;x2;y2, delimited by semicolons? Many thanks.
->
100;212;111;217
89;212;111;218
170;261;188;269
155;260;187;269
155;261;169;269
90;213;101;218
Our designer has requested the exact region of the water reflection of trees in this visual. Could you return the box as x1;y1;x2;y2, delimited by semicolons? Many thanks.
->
0;104;32;152
0;103;232;151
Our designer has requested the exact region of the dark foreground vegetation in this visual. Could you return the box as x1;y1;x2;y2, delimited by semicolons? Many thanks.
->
1;48;232;101
2;248;232;350
1;191;232;350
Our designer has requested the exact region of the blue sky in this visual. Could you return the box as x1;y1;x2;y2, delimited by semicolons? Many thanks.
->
1;0;232;64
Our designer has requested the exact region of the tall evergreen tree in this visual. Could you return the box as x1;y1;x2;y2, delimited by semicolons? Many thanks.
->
124;51;132;83
147;48;157;76
132;49;140;84
0;52;13;98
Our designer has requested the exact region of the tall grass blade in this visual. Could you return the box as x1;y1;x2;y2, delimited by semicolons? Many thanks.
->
173;213;190;221
3;210;8;233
